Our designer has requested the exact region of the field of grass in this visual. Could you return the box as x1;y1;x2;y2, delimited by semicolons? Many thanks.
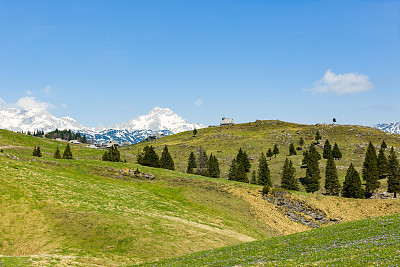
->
0;125;400;266
139;212;400;266
126;120;400;192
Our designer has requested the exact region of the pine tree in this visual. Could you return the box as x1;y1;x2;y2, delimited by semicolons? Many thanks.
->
362;141;379;193
82;134;87;143
387;147;400;198
289;143;297;156
54;146;61;159
236;161;248;183
302;150;310;166
102;146;121;162
160;145;175;170
140;145;160;167
266;148;273;159
36;146;42;157
315;130;322;143
32;146;37;157
250;170;257;184
325;156;341;196
273;144;279;157
258;152;271;186
332;142;342;159
304;156;321;193
236;148;251;172
323;139;332;159
186;152;197;174
342;163;364;198
377;147;388;178
196;146;208;175
62;144;73;159
228;158;238;181
207;154;220;178
281;158;298;190
299;137;305;148
193;128;198;136
381;140;387;149
309;143;321;162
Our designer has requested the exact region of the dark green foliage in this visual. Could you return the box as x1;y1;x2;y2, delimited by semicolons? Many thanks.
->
228;158;238;181
138;145;160;167
362;142;379;193
82;134;87;143
266;148;273;159
250;170;257;184
236;148;251;172
102;146;121;162
186;152;197;174
388;147;400;197
196;146;208;174
304;146;321;193
32;146;42;157
381;140;387;149
281;158;298;190
315;130;322;143
235;161;248;183
32;130;44;137
342;163;364;198
325;156;341;196
62;144;73;159
193;128;198;136
309;144;321;162
207;154;220;178
299;137;305;147
289;143;296;156
322;139;332;159
333;118;336;123
160;145;175;170
54;147;61;159
257;152;271;186
377;147;388;178
273;144;279;157
262;185;270;195
302;150;309;166
332;142;342;159
45;129;87;143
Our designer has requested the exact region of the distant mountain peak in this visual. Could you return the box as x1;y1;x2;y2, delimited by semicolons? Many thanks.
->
373;122;400;134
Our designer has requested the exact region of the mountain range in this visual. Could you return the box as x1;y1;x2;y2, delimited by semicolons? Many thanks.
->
372;122;400;135
0;106;205;144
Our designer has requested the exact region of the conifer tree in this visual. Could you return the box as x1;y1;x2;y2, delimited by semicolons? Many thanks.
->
362;141;379;193
332;142;342;159
102;146;121;162
36;146;42;157
250;170;257;184
309;143;321;162
388;147;400;198
325;156;341;196
304;145;321;193
266;148;273;159
54;146;61;159
289;143;296;156
323;139;332;159
315;130;322;143
196;146;208;175
302;150;310;166
236;148;251;172
258;152;271;186
228;158;238;181
281;158;298;190
299;137;305;148
32;146;37;157
186;152;197;174
140;145;159;167
273;144;279;157
160;145;175;170
62;144;73;159
381;140;387;149
82;134;87;143
236;161;248;183
193;128;198;136
207;154;220;178
377;147;388;178
342;163;363;198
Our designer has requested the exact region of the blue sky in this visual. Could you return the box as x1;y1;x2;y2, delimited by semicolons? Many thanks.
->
0;0;399;127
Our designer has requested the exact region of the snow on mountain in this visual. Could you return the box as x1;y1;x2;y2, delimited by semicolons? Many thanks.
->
373;122;400;134
0;106;84;133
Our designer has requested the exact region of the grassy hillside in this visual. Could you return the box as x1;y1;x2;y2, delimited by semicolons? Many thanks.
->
139;212;400;266
0;125;400;266
126;120;400;192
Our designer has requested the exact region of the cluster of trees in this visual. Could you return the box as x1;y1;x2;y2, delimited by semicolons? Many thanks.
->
33;144;74;159
137;145;175;170
32;146;42;157
45;129;88;143
102;146;121;162
186;147;220;178
227;148;253;182
27;130;45;137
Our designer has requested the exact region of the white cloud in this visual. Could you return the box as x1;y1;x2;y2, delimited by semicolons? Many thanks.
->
195;99;203;106
15;96;54;110
43;86;51;94
0;97;5;106
311;70;373;94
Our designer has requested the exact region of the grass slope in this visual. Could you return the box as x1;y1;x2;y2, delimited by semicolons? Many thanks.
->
139;212;400;266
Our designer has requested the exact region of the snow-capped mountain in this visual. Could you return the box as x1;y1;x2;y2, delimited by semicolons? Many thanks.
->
0;106;205;144
0;106;84;133
373;122;400;134
113;107;205;134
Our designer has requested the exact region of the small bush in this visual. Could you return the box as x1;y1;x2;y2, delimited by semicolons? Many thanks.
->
262;185;271;195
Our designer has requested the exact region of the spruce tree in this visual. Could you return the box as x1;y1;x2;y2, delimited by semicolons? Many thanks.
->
102;146;121;162
193;128;198;136
54;146;61;159
362;141;379;193
332;142;342;159
381;140;387;149
342;163;363;198
266;148;273;159
37;146;41;157
236;161;248;183
62;144;73;159
186;152;197;174
325;156;341;196
141;145;160;167
299;137;305;148
207;154;220;178
32;146;37;157
323;139;332;159
258;152;271;186
289;143;297;156
196;146;208;175
309;143;321;162
228;158;238;181
160;145;175;170
281;158;298;190
388;147;400;198
315;130;322;143
304;156;321;193
302;150;310;166
377;147;388;178
250;170;257;184
236;148;251;172
273;144;279;157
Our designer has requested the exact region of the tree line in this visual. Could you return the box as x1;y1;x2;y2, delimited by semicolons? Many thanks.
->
45;129;88;143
